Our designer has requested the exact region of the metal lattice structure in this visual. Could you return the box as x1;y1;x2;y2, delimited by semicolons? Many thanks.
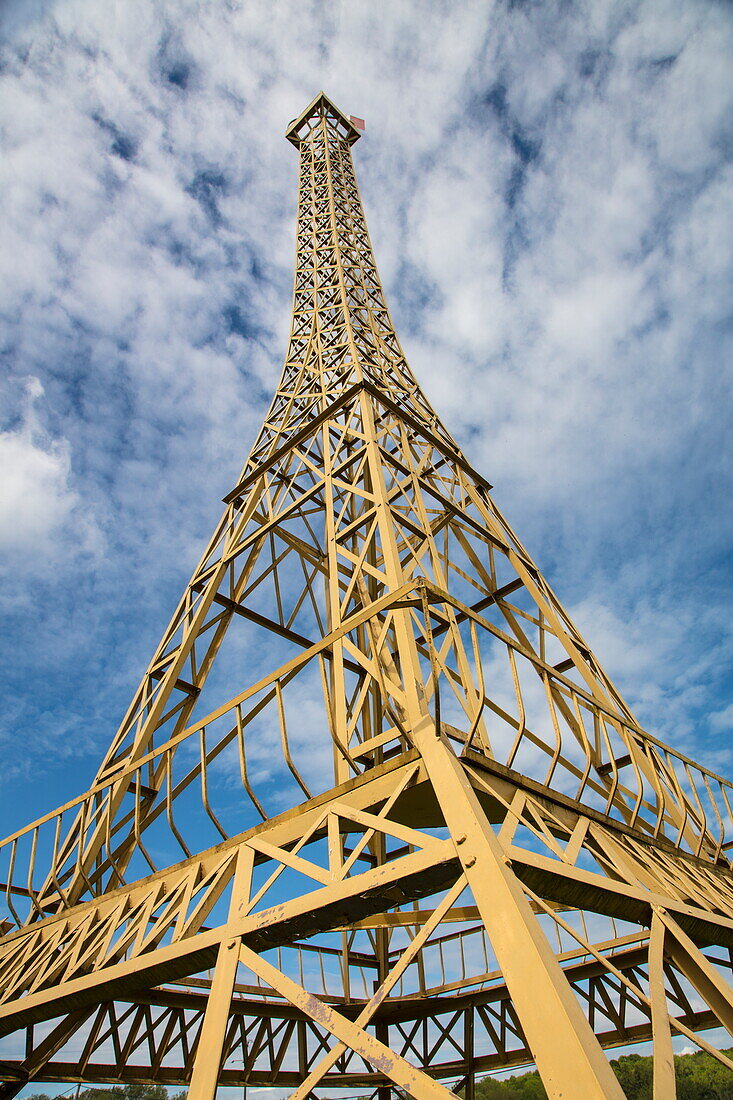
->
1;92;733;1100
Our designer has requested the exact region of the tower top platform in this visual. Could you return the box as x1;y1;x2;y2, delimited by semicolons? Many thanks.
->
285;90;363;148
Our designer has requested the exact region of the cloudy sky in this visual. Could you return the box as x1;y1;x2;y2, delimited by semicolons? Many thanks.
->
0;0;732;847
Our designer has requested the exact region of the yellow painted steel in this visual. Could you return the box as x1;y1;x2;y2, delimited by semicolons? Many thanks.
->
1;93;733;1097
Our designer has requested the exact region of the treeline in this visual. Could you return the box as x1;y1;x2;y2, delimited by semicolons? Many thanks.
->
22;1049;733;1100
462;1048;733;1099
25;1088;185;1100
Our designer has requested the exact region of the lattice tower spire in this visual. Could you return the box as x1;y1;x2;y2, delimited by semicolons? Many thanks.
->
1;93;733;1100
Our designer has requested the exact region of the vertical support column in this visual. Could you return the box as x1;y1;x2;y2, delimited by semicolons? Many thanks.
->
188;937;240;1100
297;1018;309;1086
374;930;392;1100
465;1005;475;1100
319;110;368;789
322;413;350;786
411;717;625;1099
649;911;676;1099
188;846;253;1100
374;829;392;1100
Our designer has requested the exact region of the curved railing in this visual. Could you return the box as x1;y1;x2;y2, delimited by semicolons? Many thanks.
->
0;580;730;933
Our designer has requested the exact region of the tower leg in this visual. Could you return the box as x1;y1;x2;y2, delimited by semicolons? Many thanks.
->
188;938;239;1100
649;912;676;1099
414;719;625;1100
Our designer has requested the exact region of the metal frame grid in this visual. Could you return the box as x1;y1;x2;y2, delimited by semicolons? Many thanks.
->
1;93;732;1100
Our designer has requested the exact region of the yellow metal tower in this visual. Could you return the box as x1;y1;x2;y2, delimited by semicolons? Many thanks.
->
1;93;733;1099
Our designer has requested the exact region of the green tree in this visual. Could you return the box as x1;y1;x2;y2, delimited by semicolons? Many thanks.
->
23;1048;733;1100
610;1053;653;1100
24;1088;186;1100
455;1046;733;1099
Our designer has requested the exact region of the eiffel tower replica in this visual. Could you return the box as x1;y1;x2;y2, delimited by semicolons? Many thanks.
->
2;93;733;1100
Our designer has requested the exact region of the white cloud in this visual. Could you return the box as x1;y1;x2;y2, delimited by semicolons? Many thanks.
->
0;0;730;833
0;378;79;554
0;6;731;1088
710;703;733;735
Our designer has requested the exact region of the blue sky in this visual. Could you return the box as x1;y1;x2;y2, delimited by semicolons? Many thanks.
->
0;0;732;856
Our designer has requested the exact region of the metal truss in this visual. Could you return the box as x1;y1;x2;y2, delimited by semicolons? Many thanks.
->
2;92;733;1099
